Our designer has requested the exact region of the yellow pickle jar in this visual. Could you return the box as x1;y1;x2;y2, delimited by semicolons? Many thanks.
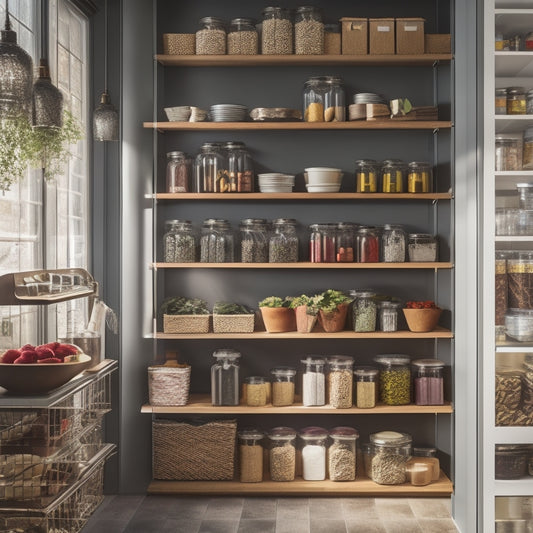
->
238;429;264;483
381;159;406;192
507;87;527;115
407;161;433;193
355;159;378;192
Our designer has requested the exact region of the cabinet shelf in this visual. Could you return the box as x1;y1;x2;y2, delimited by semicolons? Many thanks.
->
495;115;533;133
495;51;533;77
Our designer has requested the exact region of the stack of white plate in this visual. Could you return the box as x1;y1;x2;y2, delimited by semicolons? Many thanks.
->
209;104;248;122
164;106;191;121
353;93;387;105
258;173;295;193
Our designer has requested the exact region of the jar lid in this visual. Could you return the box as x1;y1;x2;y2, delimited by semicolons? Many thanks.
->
495;88;507;95
230;18;255;26
329;426;359;439
495;444;528;454
165;219;191;226
383;224;405;230
382;159;406;166
263;6;290;15
506;308;533;317
270;366;297;377
516;183;533;190
349;289;376;297
240;218;269;225
213;348;241;359
238;429;264;440
411;358;445;368
352;291;376;299
296;6;320;13
337;222;359;229
355;159;379;165
356;226;378;234
413;446;437;456
374;355;411;366
507;86;525;95
272;218;297;225
199;16;226;25
409;233;435;239
298;426;328;439
378;300;402;309
408;161;431;168
495;135;519;143
224;141;246;149
328;355;354;367
244;376;266;384
353;366;379;377
167;151;185;158
301;356;326;365
370;430;412;446
268;426;297;439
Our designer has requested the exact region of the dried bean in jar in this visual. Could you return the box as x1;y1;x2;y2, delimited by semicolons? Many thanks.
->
328;442;356;481
196;17;226;55
270;445;295;481
262;9;293;55
295;9;324;55
371;452;408;485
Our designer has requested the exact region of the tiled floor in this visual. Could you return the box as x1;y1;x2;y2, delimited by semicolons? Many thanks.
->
82;496;459;533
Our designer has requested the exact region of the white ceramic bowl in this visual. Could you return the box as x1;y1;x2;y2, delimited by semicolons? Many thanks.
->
306;184;341;193
304;168;343;185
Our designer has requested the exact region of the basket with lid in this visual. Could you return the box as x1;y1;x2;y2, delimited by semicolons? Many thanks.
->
148;354;191;406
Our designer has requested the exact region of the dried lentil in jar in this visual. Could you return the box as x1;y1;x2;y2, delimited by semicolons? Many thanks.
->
268;427;297;481
354;367;379;408
407;161;432;193
507;87;527;115
239;429;264;482
328;426;359;481
196;17;226;55
350;290;377;332
261;7;293;55
355;159;378;192
374;355;411;405
244;376;268;406
269;218;298;262
163;220;196;263
240;218;269;263
227;18;258;55
294;6;324;55
369;431;412;485
328;356;354;408
200;219;234;262
270;367;296;406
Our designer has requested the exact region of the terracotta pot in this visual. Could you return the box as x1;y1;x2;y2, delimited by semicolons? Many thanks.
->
260;307;296;333
403;307;442;332
295;305;318;333
318;304;349;333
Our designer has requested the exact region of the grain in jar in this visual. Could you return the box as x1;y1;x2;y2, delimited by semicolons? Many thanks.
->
269;218;298;262
381;224;406;262
408;233;438;262
350;290;377;332
238;429;264;482
495;252;509;326
303;76;345;122
200;219;234;262
327;356;354;408
271;367;296;406
227;18;258;55
240;218;269;263
508;255;533;308
244;376;268;406
353;366;379;408
301;356;326;406
374;355;411;405
262;7;293;55
369;431;412;485
495;136;522;171
406;459;432;485
268;427;297;481
495;88;508;115
196;17;226;55
324;23;341;54
163;220;196;263
294;7;324;55
299;426;328;480
328;426;359;481
412;446;440;481
495;371;523;424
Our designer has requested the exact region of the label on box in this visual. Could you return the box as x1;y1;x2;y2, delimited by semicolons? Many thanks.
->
350;23;364;30
377;26;390;32
404;25;419;31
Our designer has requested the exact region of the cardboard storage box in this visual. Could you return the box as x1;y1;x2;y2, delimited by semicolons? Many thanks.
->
340;17;368;55
396;18;425;55
369;18;395;55
425;34;452;54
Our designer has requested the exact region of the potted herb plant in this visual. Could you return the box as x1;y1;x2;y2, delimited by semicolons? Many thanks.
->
212;301;255;333
160;296;211;334
317;289;352;333
402;300;442;332
258;296;296;333
290;294;323;333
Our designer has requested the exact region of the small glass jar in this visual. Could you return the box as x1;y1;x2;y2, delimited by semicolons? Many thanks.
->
407;161;433;193
224;141;254;192
355;159;378;193
303;76;345;122
412;359;444;406
353;367;379;408
361;442;372;477
244;376;268;406
406;459;432;486
240;218;269;263
328;427;359;481
196;17;226;55
166;151;192;193
356;226;380;262
271;367;296;406
268;427;297;481
211;349;241;406
507;87;527;115
507;255;533;309
200;218;234;262
227;18;258;55
495;136;522;171
163;219;196;263
351;290;377;332
374;355;411;405
412;447;440;482
517;182;533;210
495;88;508;115
336;222;356;262
262;7;293;55
378;301;402;332
194;142;226;192
327;356;354;408
309;223;337;263
381;160;406;193
523;129;533;170
495;445;528;479
408;233;438;262
381;224;406;262
301;356;326;406
238;429;264;482
495;31;504;51
369;431;412;485
294;6;324;55
299;426;328;480
269;218;298;262
324;23;341;55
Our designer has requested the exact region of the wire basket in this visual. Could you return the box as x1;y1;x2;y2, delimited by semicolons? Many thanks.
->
148;365;191;406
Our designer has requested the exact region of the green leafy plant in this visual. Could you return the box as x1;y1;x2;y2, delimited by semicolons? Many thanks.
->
258;296;291;308
318;289;352;314
213;302;253;315
289;294;324;316
160;296;210;315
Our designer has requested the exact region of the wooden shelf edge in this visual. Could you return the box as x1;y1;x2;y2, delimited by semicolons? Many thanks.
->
152;262;454;270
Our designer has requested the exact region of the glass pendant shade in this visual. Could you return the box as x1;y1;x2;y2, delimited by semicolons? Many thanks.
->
32;60;63;128
93;92;119;141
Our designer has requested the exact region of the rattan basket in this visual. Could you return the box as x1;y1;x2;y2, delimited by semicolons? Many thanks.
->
153;419;236;480
148;365;191;406
162;33;195;55
212;313;255;333
163;314;210;334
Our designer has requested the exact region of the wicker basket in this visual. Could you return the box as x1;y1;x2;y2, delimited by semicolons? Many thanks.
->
162;33;195;55
212;314;255;333
148;365;191;406
163;314;210;334
153;419;236;480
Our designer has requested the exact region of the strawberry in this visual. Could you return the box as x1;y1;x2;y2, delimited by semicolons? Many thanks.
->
14;350;38;364
54;343;79;357
21;344;35;351
35;347;56;360
37;357;62;364
39;342;60;353
1;349;20;364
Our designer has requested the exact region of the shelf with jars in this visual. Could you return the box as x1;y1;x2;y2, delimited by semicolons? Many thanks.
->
148;192;453;200
152;261;453;269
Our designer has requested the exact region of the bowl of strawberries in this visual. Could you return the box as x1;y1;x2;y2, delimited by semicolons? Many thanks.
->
0;342;92;394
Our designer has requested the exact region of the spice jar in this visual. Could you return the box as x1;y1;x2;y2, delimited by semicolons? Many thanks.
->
406;459;432;486
381;224;406;262
507;87;527;115
356;226;380;262
196;17;226;55
496;88;508;115
262;7;293;55
374;355;411;405
309;223;337;262
268;427;297;481
355;159;378;192
336;222;356;262
495;445;528;479
240;218;269;263
412;447;440;481
350;290;377;332
324;23;341;54
495;251;509;326
495;136;522;171
328;427;359;481
407;161;432;193
244;376;268;406
238;429;264;482
507;255;533;308
381;159;406;193
327;356;354;408
294;6;324;55
227;18;258;55
271;367;296;406
211;349;241;406
412;359;444;405
200;219;234;262
301;356;326;406
299;426;328;480
523;129;533;170
369;431;412;485
303;76;345;122
194;142;226;192
166;151;192;193
378;301;402;332
408;233;438;262
269;218;298;262
224;141;254;192
163;219;196;263
353;366;379;408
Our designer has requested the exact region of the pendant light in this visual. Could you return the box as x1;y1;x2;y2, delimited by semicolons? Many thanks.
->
32;0;63;128
93;0;118;141
0;0;33;119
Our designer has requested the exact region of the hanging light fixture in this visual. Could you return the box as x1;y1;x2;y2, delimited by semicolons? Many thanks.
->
0;0;33;119
93;0;118;141
33;0;63;128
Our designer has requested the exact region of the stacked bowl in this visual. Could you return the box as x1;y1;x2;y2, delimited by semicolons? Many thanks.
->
258;173;295;193
305;167;343;193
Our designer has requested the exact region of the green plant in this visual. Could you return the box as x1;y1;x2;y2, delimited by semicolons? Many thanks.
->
289;294;324;316
160;296;210;315
318;289;352;314
213;302;252;315
258;296;291;308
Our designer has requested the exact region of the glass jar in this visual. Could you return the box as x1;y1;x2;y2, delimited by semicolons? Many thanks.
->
166;151;192;193
381;159;406;193
495;31;504;51
163;219;196;263
261;7;293;55
526;32;533;51
327;356;354;408
227;18;258;55
350;290;377;332
412;447;440;482
336;222;356;262
301;356;326;406
523;129;533;170
268;427;297;481
324;23;341;54
196;17;226;55
369;431;412;485
238;429;264;482
495;445;528;479
378;301;402;332
507;87;527;115
408;233;438;262
244;376;268;406
407;161;433;193
309;223;337;262
328;427;358;481
495;88;508;115
374;355;411;405
299;426;328;480
406;459;432;486
269;218;298;262
353;366;379;408
294;6;324;55
517;182;533;209
507;256;533;308
194;142;226;192
271;367;296;406
211;348;241;406
381;224;406;262
224;141;254;192
356;226;380;262
361;442;372;477
412;359;444;406
240;218;269;263
495;251;509;326
495;136;522;171
355;159;378;193
303;76;345;122
200;219;234;262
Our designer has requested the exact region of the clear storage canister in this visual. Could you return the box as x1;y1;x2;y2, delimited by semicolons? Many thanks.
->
507;87;527;115
495;136;522;171
354;366;379;408
299;426;328;480
294;6;324;55
374;355;411;405
336;222;357;262
244;376;268;406
268;427;297;481
227;18;258;55
211;349;240;406
240;218;269;262
303;76;345;122
381;224;406;262
194;142;226;192
166;151;192;193
407;161;432;193
271;367;296;406
324;23;341;54
355;159;378;192
328;356;354;408
356;226;380;262
196;17;226;55
239;429;264;482
496;88;508;115
262;7;293;55
523;128;533;170
309;223;337;263
328;427;359;481
495;251;509;326
269;218;298;262
517;182;533;209
527;89;533;114
301;356;326;406
369;431;412;485
381;159;406;193
200;219;234;262
378;301;402;332
224;141;254;192
163;219;196;263
351;290;377;332
412;358;444;406
412;447;440;482
508;255;533;308
408;233;438;262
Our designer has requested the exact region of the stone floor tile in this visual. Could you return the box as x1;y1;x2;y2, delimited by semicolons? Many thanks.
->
309;498;345;519
309;518;347;533
241;498;277;519
162;518;202;533
124;517;167;532
374;498;415;520
205;498;244;520
237;519;276;533
345;519;386;533
408;498;454;519
382;519;424;533
93;495;145;521
198;520;240;533
276;498;309;521
82;519;129;533
342;498;379;520
417;518;460;532
275;518;311;533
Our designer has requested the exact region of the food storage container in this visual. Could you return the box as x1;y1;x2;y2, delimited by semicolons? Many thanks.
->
495;519;528;533
269;218;298;262
309;223;337;262
166;151;192;193
224;141;254;192
353;366;379;408
238;429;264;482
267;427;297;481
505;309;533;341
355;159;378;192
324;23;341;54
523;128;533;170
328;426;359;481
301;356;326;406
412;446;440;481
381;224;406;262
495;136;522;171
378;301;402;332
527;90;533;114
517;182;533;210
299;426;328;480
368;431;412;485
356;226;380;262
227;18;258;55
200;218;234;262
361;442;372;476
244;376;268;406
336;222;357;262
327;356;354;408
196;17;226;55
412;358;444;405
406;459;432;485
211;349;241;406
495;445;528;479
271;367;296;406
495;88;508;115
408;233;438;262
381;159;406;193
507;255;533;308
303;76;345;122
163;219;196;263
407;161;432;193
240;218;269;263
374;355;411;405
294;6;324;55
262;7;293;55
350;290;377;332
496;251;510;326
507;87;527;115
194;142;227;192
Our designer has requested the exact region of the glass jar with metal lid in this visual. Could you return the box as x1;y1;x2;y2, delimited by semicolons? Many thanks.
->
327;356;354;408
303;76;345;122
244;376;268;406
495;250;511;327
328;427;359;481
381;224;406;262
163;219;196;263
324;23;341;54
495;136;522;171
412;359;445;405
408;233;438;262
166;151;192;193
336;222;357;262
412;447;440;482
356;226;380;262
270;367;296;406
350;290;377;332
196;17;226;55
378;301;402;332
261;7;293;55
355;159;378;192
211;349;241;406
194;142;226;192
353;366;379;408
240;218;269;263
267;426;297;481
523;128;533;170
238;429;264;482
374;355;411;405
224;141;254;192
496;88;508;115
269;218;298;262
309;223;337;262
200;218;234;262
407;161;432;193
368;431;412;485
507;87;527;115
516;182;533;209
381;159;406;193
227;18;258;55
294;6;324;55
299;426;328;480
301;356;326;406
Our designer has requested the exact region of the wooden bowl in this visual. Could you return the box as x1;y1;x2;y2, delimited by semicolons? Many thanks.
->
403;308;442;333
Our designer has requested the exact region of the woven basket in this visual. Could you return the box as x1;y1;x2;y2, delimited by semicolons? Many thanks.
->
148;365;191;406
163;314;210;334
162;33;195;55
153;419;237;480
213;314;255;333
